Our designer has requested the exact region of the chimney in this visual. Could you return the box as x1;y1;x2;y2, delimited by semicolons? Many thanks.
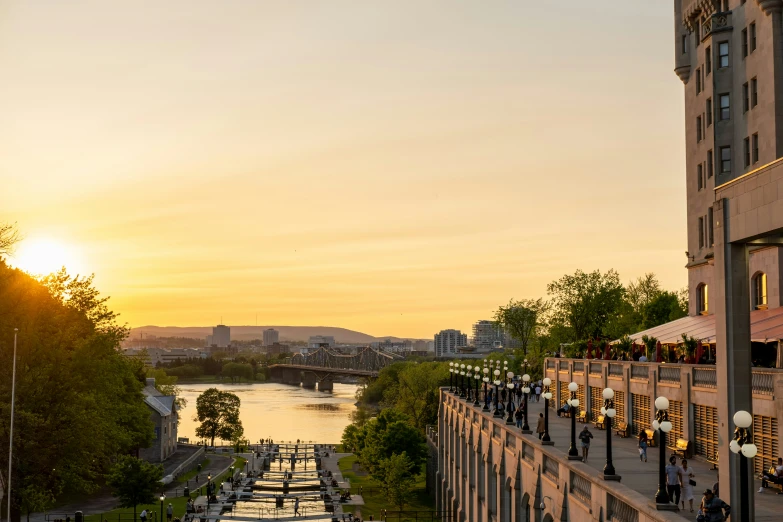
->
146;378;156;387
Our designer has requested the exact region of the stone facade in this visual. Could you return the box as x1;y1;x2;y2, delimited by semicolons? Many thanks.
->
139;378;178;463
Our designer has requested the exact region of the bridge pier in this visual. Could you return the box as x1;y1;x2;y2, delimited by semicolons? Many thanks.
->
318;376;334;392
283;368;301;386
302;372;317;389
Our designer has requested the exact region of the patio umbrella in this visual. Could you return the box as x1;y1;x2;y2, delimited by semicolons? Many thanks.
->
603;341;611;360
586;339;593;359
695;342;703;364
655;341;663;363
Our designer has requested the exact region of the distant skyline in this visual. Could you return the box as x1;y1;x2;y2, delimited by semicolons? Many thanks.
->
0;1;686;338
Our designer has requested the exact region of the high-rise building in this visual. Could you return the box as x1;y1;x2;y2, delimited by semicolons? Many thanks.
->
263;328;279;346
308;335;335;348
434;329;467;358
212;324;230;348
675;0;783;317
471;320;504;351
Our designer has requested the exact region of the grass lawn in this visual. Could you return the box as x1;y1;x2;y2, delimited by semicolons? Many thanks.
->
175;459;210;484
337;455;434;519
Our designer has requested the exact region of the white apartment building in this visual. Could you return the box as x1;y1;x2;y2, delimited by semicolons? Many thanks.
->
434;329;467;358
212;324;230;348
308;335;335;348
263;328;279;346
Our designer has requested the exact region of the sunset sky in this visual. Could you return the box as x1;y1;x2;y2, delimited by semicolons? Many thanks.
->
0;1;686;339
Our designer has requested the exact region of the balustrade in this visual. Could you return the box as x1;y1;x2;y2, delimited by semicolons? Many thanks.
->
658;366;681;384
573;361;584;373
608;363;624;377
752;370;774;395
692;367;717;388
607;495;639;522
570;471;592;505
543;455;559;481
546;360;555;369
630;364;648;380
559;360;569;371
589;362;603;375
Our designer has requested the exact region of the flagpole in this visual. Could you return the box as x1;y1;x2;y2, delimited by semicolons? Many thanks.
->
7;328;17;522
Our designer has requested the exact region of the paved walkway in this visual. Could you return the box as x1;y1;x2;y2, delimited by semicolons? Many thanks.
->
521;398;781;522
318;452;364;517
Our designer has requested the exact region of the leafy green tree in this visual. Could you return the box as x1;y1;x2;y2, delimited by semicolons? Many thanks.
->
391;362;448;430
626;273;662;316
194;388;243;446
378;453;417;510
547;269;625;342
106;455;163;521
222;362;254;383
358;410;428;479
494;298;549;356
642;291;687;329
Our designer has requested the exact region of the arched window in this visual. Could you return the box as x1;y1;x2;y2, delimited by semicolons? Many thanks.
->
753;272;767;309
697;284;709;314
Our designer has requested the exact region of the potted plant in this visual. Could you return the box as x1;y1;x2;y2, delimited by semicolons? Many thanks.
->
641;335;658;362
616;335;635;360
681;334;698;363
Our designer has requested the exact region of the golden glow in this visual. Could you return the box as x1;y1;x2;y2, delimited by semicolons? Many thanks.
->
11;237;85;277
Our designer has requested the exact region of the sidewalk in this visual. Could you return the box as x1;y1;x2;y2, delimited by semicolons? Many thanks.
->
523;398;780;522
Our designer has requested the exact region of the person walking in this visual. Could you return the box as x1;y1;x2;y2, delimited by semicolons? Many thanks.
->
515;405;523;429
140;510;148;522
536;413;545;440
579;426;594;462
699;489;730;521
166;503;173;522
638;430;648;462
665;455;682;506
679;459;695;512
535;384;541;402
294;497;300;517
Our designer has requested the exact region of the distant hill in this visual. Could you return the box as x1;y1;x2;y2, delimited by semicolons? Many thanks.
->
128;325;423;344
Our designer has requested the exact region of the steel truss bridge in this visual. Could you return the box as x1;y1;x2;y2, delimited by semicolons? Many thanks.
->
269;346;403;390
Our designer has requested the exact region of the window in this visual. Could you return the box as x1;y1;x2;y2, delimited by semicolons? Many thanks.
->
719;42;729;68
707;150;714;177
698;164;704;189
697;284;709;314
751;78;758;108
696;68;702;93
720;146;731;173
708;207;714;246
742;28;748;58
750;23;757;53
753;133;759;163
753;272;768;309
697;117;702;141
722;0;729;11
753;415;779;476
706;98;712;125
719;94;730;120
699;216;704;247
744;137;751;167
706;46;712;74
682;34;687;55
694;404;718;457
743;83;749;112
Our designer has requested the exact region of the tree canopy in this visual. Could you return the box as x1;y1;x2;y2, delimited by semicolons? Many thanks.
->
107;455;164;520
194;388;243;446
494;298;549;356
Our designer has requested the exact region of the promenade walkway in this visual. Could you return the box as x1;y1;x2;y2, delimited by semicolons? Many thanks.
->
521;397;780;521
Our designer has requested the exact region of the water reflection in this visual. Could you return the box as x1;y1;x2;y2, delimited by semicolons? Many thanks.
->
177;382;359;444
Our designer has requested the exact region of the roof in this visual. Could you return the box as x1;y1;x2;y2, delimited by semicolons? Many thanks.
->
142;384;175;417
621;307;783;344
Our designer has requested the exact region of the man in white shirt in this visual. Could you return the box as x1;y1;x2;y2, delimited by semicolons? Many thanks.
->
760;457;783;493
665;456;682;505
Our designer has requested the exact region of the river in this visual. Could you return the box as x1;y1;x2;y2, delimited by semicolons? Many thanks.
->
175;382;360;444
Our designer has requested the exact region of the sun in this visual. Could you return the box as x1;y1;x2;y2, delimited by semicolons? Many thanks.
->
11;237;85;276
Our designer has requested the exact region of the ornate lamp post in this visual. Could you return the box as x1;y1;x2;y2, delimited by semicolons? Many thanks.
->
520;369;531;434
730;410;757;522
482;364;490;411
541;378;553;445
567;382;580;460
505;371;515;424
449;362;454;393
493;365;502;417
207;474;212;512
653;396;673;505
601;388;619;480
159;494;165;521
459;364;466;398
473;371;481;407
465;365;473;401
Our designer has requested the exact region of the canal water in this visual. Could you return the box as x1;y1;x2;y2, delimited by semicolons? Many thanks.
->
176;382;359;444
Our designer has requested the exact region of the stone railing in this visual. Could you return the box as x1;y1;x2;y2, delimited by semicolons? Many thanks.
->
753;371;775;395
658;366;681;384
559;360;570;371
608;494;639;522
522;442;535;463
589;361;603;375
630;364;649;380
426;425;438;445
573;361;585;373
692;367;717;388
546;360;555;370
702;11;732;41
543;455;559;481
570;471;592;505
608;363;624;377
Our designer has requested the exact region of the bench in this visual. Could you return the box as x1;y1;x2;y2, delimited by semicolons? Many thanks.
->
577;411;587;423
672;438;692;459
708;452;719;470
594;415;606;430
614;421;630;438
644;429;657;447
761;468;783;493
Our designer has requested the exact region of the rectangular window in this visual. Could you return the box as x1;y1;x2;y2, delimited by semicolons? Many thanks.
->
697;116;702;142
743;83;749;112
753;133;759;163
742;28;748;58
719;42;729;68
695;21;701;47
720;146;732;173
744;137;751;167
708;207;714;246
708;150;714;177
719;94;730;120
698;164;704;190
750;23;757;53
682;34;687;55
696;68;702;93
706;98;713;125
699;217;704;248
706;46;712;74
751;78;758;107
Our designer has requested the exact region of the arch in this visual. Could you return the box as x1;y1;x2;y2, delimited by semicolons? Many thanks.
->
542;514;555;522
696;283;709;314
752;271;768;309
518;492;531;522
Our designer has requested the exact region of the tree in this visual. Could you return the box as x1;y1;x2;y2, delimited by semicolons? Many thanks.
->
194;388;243;446
0;223;20;257
222;362;254;383
378;453;417;511
146;368;187;423
547;269;625;342
494;298;549;356
391;362;448;430
626;273;662;316
106;455;163;521
642;291;687;329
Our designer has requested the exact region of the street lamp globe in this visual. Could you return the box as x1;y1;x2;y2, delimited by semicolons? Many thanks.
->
654;397;669;411
602;388;615;400
494;369;500;377
568;382;578;392
729;439;741;453
542;378;551;387
507;371;514;379
460;364;465;370
660;421;673;433
734;410;752;428
606;408;616;418
652;420;660;430
570;398;579;407
160;495;165;502
522;374;530;382
601;407;607;415
483;367;489;374
741;443;758;458
543;391;552;400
